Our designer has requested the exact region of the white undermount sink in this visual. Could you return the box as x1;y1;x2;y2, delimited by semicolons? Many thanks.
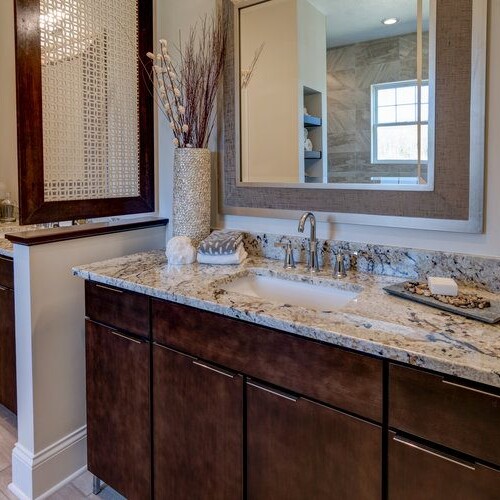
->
220;274;359;311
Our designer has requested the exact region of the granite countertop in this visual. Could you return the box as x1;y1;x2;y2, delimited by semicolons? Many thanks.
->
73;250;500;388
0;239;13;258
0;222;19;257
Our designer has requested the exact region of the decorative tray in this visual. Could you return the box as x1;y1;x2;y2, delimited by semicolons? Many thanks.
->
383;282;500;324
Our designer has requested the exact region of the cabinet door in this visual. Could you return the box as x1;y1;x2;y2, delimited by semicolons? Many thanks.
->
153;344;243;500
0;257;14;290
247;381;382;500
85;320;151;500
388;432;500;500
0;286;16;413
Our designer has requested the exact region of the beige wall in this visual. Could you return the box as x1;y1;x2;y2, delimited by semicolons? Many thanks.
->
240;0;299;183
0;0;19;200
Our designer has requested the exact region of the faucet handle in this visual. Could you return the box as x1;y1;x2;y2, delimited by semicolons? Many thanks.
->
351;250;370;267
274;240;296;269
333;252;347;279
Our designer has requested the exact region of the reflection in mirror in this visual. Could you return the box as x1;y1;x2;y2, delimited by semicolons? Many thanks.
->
0;0;18;221
239;0;434;190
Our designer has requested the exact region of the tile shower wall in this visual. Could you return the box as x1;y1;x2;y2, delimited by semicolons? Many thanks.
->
327;33;429;183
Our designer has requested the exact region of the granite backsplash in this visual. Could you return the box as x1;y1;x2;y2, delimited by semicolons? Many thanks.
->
242;232;500;293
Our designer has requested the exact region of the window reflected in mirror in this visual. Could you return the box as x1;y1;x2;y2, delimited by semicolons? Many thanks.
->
238;0;434;190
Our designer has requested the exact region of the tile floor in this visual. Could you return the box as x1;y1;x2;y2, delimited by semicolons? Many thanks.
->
0;405;18;500
0;406;124;499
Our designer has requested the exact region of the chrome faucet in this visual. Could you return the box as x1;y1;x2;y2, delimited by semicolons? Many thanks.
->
334;250;366;278
274;240;296;269
298;212;320;272
333;252;347;279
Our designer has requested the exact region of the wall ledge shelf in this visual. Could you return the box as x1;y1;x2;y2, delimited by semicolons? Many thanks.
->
6;217;168;246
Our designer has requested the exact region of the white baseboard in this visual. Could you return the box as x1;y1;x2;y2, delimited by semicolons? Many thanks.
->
10;426;87;499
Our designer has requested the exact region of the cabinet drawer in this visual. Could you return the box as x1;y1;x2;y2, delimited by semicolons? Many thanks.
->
152;300;383;422
388;431;500;500
389;364;500;465
0;256;13;290
85;281;150;338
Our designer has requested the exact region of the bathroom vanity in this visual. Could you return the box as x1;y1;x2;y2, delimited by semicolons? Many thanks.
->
75;251;500;500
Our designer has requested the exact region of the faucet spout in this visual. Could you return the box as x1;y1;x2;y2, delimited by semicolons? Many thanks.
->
298;212;320;272
298;212;316;241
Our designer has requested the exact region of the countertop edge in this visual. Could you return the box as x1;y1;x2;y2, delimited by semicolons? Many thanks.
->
6;217;168;246
73;266;500;390
0;245;13;258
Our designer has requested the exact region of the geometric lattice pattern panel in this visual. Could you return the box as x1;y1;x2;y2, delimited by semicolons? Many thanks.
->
40;0;140;201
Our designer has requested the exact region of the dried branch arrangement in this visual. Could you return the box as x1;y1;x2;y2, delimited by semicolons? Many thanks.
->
147;11;227;149
241;43;264;89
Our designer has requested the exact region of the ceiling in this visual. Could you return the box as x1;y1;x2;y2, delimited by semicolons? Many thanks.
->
308;0;430;48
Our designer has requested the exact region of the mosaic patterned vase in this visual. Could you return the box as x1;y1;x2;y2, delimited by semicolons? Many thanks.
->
173;148;211;247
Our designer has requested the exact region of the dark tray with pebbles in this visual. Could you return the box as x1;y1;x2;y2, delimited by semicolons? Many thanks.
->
384;281;500;324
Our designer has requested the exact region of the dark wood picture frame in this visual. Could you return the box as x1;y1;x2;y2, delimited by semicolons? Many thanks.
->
14;0;155;224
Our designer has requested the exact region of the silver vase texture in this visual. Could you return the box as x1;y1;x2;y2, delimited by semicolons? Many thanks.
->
173;148;211;246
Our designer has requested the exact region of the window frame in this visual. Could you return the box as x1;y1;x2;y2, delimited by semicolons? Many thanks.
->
371;79;429;165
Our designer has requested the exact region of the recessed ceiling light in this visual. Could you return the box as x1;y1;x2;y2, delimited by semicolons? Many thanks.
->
382;17;400;25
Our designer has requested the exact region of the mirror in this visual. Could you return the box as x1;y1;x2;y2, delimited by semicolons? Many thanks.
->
0;0;19;221
238;0;434;190
14;0;154;224
223;0;486;233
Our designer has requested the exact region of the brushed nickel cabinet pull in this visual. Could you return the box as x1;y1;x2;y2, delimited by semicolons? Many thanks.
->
192;361;235;379
95;284;123;294
0;285;8;292
393;435;476;470
247;381;298;402
109;329;142;344
442;379;500;399
153;343;197;360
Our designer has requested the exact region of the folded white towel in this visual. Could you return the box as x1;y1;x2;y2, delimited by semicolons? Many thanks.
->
197;243;247;265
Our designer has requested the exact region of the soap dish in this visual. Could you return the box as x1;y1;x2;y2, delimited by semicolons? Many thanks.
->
384;282;500;324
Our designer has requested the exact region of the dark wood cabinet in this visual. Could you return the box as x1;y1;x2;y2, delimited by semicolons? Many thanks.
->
0;256;16;414
389;364;500;466
153;345;243;499
85;281;150;338
0;257;14;290
0;284;16;413
83;282;500;500
85;320;151;500
152;299;383;422
247;381;382;500
388;431;500;500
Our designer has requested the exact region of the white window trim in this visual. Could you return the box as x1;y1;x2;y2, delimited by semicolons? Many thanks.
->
371;79;429;165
